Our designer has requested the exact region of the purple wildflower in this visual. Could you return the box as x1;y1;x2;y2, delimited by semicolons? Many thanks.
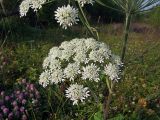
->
12;101;17;106
20;107;25;113
3;107;9;114
8;112;13;120
5;96;10;101
1;91;5;96
22;99;27;105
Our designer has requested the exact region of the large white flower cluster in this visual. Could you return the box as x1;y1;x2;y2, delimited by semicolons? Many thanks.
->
19;0;46;17
39;38;122;105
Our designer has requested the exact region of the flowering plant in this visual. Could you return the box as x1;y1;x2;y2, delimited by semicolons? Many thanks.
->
39;38;122;105
19;0;123;118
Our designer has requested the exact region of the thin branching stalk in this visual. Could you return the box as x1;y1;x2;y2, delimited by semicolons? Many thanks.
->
121;13;132;62
76;2;99;40
95;0;159;61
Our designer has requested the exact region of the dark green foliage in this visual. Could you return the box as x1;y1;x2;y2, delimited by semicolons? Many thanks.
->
85;1;124;23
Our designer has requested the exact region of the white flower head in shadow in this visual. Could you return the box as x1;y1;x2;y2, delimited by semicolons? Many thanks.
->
65;84;90;105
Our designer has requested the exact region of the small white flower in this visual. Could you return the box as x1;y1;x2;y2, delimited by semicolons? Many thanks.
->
39;70;51;87
73;51;88;63
19;0;30;17
74;40;88;53
60;49;74;61
19;0;46;17
60;41;75;50
104;63;120;81
55;5;79;29
50;69;64;84
64;63;80;81
89;50;104;63
82;63;100;82
59;41;75;61
65;84;90;105
85;38;99;50
70;38;81;45
43;56;51;69
76;0;94;7
50;59;61;70
49;47;62;59
98;43;111;59
30;0;46;12
111;54;123;66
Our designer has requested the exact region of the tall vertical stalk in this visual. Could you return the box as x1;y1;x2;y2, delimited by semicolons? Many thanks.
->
121;13;132;62
103;91;112;120
103;79;114;120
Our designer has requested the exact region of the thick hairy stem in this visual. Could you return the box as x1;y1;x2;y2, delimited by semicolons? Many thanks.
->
121;13;132;62
103;91;112;120
103;81;114;120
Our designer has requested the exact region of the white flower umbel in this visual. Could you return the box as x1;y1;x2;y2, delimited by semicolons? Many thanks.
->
19;0;30;17
65;84;90;105
64;63;80;81
55;5;79;29
73;51;88;63
60;49;74;61
50;69;64;84
50;59;61;70
39;70;51;87
19;0;46;17
89;50;104;63
111;54;123;66
43;56;50;69
30;0;46;12
104;63;120;81
82;63;100;82
98;43;111;59
49;47;62;59
85;38;99;50
76;0;94;7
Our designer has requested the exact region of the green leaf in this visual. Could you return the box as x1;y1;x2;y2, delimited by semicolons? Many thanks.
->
109;114;125;120
94;111;103;120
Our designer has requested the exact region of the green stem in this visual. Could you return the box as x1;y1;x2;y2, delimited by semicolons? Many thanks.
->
76;2;99;40
31;109;37;120
106;79;112;94
121;13;132;62
28;101;37;120
48;86;54;113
